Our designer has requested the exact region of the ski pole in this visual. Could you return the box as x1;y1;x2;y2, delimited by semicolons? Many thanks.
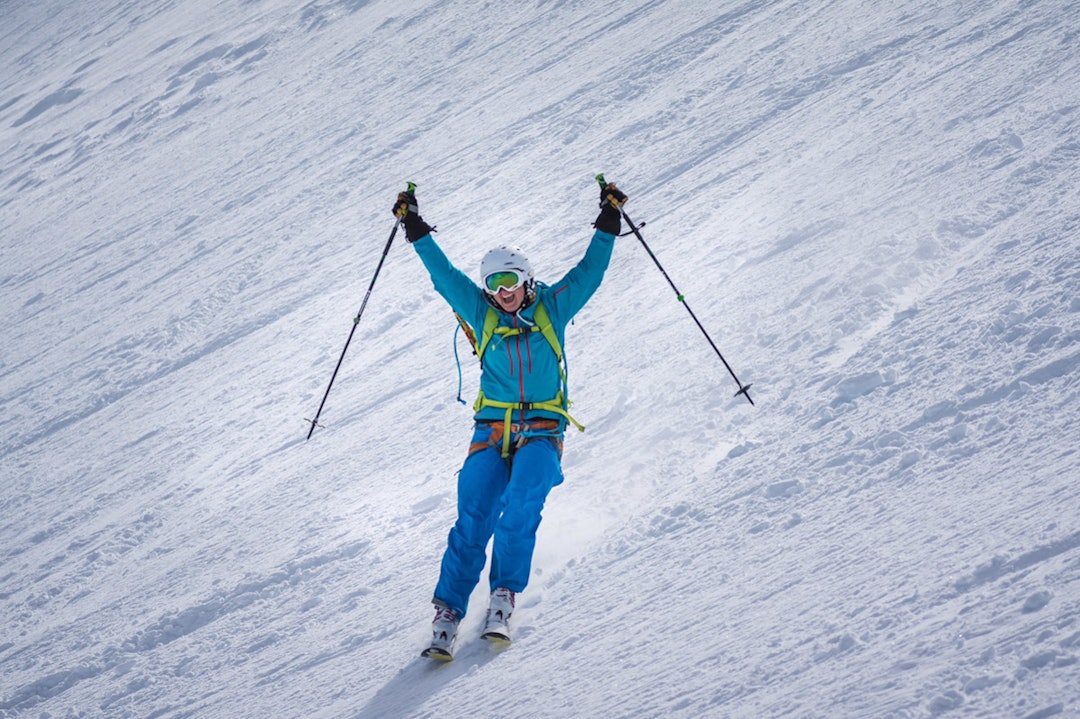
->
596;174;754;406
305;182;413;439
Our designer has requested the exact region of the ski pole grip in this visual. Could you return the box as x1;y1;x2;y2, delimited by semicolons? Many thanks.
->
595;173;627;209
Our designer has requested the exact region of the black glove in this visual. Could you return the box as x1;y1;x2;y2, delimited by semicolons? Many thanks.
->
392;190;433;242
594;183;627;236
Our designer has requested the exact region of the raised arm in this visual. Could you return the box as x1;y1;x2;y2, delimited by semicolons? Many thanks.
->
543;182;628;325
393;187;487;329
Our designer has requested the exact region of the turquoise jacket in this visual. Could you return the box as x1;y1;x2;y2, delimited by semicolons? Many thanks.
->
412;229;616;426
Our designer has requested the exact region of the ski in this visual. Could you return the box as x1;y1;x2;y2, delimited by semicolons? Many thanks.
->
420;644;454;662
481;628;511;646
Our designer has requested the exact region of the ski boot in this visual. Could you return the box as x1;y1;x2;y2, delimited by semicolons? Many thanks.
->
421;604;458;661
481;587;515;645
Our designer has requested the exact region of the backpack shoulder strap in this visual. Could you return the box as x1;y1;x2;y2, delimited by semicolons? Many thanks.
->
474;306;501;361
531;301;562;362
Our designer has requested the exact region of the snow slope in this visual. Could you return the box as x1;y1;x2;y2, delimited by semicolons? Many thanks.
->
2;0;1079;717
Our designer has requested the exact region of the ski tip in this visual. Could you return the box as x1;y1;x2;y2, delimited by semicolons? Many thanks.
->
481;631;512;647
421;647;453;662
594;173;606;186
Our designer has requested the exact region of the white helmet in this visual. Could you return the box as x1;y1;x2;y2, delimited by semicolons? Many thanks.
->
479;245;534;291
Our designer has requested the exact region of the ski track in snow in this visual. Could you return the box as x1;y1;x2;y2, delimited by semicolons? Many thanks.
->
2;0;1080;717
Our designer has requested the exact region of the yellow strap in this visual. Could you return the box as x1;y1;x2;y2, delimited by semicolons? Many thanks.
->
475;308;501;359
531;302;563;363
474;392;585;457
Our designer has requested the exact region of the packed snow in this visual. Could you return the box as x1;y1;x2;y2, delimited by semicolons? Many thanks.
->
2;1;1079;717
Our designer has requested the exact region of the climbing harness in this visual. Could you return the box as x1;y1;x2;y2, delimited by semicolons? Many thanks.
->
468;419;564;460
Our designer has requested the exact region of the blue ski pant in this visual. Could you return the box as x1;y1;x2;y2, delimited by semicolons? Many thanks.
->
433;422;564;620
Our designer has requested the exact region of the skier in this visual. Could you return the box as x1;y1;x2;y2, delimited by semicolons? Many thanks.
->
392;181;627;660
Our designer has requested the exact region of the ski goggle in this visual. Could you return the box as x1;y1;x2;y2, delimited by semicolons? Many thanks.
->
484;270;527;294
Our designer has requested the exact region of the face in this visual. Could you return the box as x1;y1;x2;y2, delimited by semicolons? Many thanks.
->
493;285;526;313
483;268;529;313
